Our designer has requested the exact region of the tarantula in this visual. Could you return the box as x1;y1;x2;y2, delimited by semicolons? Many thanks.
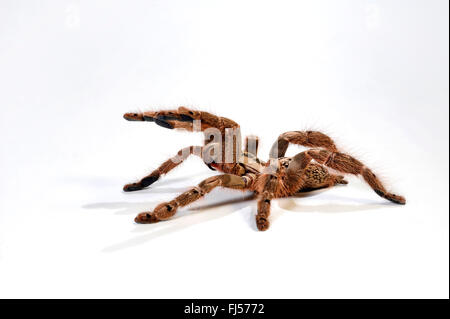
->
123;107;405;231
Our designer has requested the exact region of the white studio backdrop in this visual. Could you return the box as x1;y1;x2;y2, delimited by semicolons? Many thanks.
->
0;0;448;298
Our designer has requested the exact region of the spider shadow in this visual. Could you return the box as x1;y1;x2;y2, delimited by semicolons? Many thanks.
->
278;190;397;214
96;191;256;253
85;185;394;252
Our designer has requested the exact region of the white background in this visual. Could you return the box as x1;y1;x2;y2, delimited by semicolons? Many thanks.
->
0;0;448;298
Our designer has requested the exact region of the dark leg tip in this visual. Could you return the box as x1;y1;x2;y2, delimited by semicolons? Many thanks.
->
123;183;144;192
124;113;144;121
387;194;406;205
375;189;406;205
141;175;159;187
157;115;178;121
179;114;194;122
374;189;385;197
135;212;159;224
155;118;173;129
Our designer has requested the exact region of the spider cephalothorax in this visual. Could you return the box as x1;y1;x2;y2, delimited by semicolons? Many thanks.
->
123;107;405;231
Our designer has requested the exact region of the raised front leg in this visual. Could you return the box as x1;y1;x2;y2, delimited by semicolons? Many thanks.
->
135;174;253;223
124;106;240;133
123;145;203;192
124;107;243;165
270;131;338;159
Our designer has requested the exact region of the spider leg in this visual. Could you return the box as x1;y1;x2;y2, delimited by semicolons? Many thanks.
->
124;106;239;133
254;173;280;231
270;131;338;158
256;195;272;231
305;149;406;204
124;106;242;163
135;173;255;223
123;145;204;192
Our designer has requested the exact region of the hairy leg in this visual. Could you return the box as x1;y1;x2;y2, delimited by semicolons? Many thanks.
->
305;149;405;204
256;195;272;231
254;172;280;231
124;106;239;133
124;106;242;164
270;131;338;159
123;145;203;192
135;174;254;223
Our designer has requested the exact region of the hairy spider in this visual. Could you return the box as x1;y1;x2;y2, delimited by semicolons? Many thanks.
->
123;107;405;231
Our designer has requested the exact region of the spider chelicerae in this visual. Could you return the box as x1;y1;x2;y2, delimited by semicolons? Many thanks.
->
123;107;405;231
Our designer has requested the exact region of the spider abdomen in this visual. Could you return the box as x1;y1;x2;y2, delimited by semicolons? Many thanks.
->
304;164;329;186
